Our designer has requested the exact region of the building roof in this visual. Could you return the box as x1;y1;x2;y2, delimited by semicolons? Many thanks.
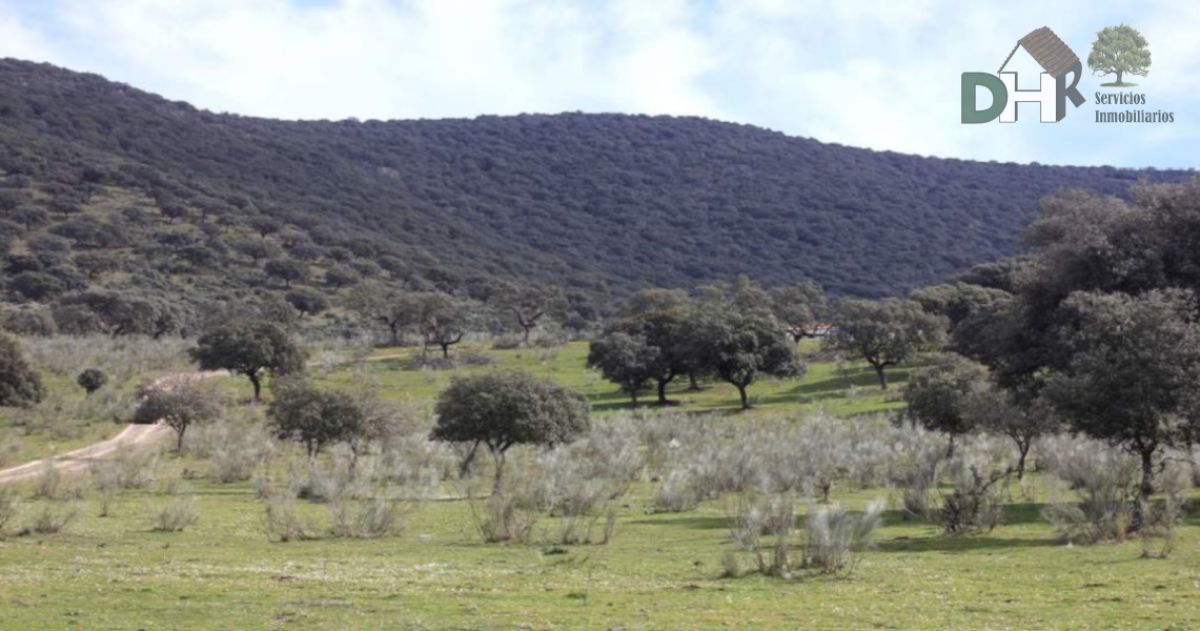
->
1016;26;1079;78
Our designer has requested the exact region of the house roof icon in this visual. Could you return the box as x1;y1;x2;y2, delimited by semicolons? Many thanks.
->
998;26;1079;78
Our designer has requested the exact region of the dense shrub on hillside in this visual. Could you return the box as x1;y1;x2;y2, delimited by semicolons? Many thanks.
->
0;58;1187;319
0;333;44;407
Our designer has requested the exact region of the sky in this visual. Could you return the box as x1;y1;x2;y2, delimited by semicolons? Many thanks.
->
1;0;1197;169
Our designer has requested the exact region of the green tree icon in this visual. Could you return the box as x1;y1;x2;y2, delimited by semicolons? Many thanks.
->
1087;24;1151;87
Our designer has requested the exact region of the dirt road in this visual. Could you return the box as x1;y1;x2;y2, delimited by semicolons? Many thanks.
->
0;371;223;485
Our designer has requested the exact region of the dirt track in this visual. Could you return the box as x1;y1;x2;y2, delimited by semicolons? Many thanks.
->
0;422;172;484
0;371;223;485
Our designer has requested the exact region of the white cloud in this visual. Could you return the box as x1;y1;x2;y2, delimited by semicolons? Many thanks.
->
0;0;1194;167
0;4;51;60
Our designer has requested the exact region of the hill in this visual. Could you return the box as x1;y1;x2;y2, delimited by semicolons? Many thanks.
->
0;58;1189;328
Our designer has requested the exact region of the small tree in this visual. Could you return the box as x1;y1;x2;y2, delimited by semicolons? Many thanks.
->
586;329;659;405
285;288;329;317
963;383;1057;480
831;298;948;389
267;379;364;457
0;333;44;407
264;258;309;288
691;308;802;410
1044;290;1200;500
490;283;566;346
616;289;695;405
134;378;222;452
432;372;589;494
343;280;411;346
408;292;477;359
190;322;306;401
77;368;108;397
1087;24;1151;87
902;354;987;458
768;281;829;343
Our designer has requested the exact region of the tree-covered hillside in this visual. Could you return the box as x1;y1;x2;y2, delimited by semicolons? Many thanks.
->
0;58;1188;327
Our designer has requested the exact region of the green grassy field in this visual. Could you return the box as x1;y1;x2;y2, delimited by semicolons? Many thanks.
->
0;340;1198;630
312;341;912;418
0;467;1196;630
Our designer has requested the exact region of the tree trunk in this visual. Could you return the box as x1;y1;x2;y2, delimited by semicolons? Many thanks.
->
1016;441;1030;481
249;372;262;402
1138;446;1156;498
521;325;531;346
945;432;956;460
873;364;888;390
459;441;480;477
657;378;670;405
736;384;750;410
441;343;451;358
491;447;507;496
629;389;638;406
175;427;186;453
1117;70;1124;84
688;373;702;391
388;323;400;347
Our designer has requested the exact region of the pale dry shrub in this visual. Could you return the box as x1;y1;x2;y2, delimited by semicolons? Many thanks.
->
0;489;19;535
328;491;408;539
22;503;78;535
31;461;61;500
802;499;885;574
262;491;321;542
189;421;277;484
152;497;199;532
939;457;1008;534
1041;451;1138;544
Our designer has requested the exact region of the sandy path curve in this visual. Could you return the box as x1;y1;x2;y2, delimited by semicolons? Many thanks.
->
0;371;224;485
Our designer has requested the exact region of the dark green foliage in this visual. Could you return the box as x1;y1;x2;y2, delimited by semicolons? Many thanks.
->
0;304;56;336
267;378;363;457
902;354;988;456
285;288;329;317
612;289;696;404
0;333;44;407
690;291;803;409
769;281;829;342
134;378;222;451
586;330;659;405
76;368;107;395
51;290;176;337
489;282;567;345
190;322;306;401
8;271;65;301
432;372;589;492
1043;290;1200;497
831;298;947;389
405;292;478;359
1;60;1182;316
264;258;309;288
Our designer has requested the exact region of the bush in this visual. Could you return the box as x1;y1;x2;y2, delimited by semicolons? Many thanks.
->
1041;454;1138;545
22;504;78;535
0;489;19;535
0;333;44;407
262;492;320;542
134;376;222;452
152;498;199;532
802;499;885;573
76;368;107;395
939;458;1008;534
32;461;61;500
328;493;407;539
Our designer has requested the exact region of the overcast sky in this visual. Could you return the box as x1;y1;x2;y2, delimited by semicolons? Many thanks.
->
2;0;1196;168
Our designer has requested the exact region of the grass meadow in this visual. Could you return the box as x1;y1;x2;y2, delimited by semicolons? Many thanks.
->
0;338;1196;630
